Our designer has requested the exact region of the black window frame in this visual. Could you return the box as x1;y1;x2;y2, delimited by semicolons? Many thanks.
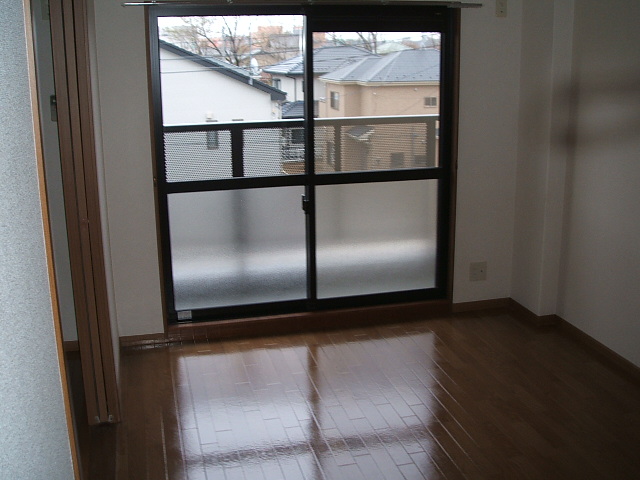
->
148;3;459;323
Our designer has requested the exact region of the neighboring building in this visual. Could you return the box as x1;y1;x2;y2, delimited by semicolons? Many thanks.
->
280;101;305;170
251;27;303;68
316;49;441;171
319;48;440;118
159;40;286;124
160;40;288;181
263;45;376;103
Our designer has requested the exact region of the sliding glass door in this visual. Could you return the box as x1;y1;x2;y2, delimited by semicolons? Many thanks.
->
310;21;443;302
150;5;456;322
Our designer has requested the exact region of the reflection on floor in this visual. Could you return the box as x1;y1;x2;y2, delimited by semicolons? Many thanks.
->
95;311;640;479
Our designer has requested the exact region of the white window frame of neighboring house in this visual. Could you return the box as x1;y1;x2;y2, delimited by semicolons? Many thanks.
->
273;77;281;90
330;91;340;110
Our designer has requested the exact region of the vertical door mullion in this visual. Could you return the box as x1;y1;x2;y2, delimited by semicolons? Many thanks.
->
303;15;318;307
230;124;245;178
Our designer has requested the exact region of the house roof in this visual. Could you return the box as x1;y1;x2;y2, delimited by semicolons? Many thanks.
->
281;101;305;119
159;40;286;101
263;45;376;76
321;48;440;84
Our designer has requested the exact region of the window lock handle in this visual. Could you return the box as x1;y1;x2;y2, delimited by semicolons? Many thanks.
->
301;195;310;214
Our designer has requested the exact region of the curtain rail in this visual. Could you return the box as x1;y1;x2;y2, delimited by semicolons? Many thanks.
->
123;1;482;8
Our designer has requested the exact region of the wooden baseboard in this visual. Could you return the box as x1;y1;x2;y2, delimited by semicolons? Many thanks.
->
557;318;640;386
119;333;168;349
505;300;640;384
507;299;560;327
452;297;558;326
452;298;509;313
122;300;451;347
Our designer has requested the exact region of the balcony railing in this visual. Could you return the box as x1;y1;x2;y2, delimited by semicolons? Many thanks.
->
163;114;439;183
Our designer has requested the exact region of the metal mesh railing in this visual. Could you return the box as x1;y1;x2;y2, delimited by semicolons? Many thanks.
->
244;127;304;177
163;115;438;182
164;130;232;182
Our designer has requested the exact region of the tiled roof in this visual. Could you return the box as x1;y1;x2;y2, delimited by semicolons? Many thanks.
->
281;101;305;119
159;40;286;101
263;45;376;76
321;49;440;83
263;55;303;76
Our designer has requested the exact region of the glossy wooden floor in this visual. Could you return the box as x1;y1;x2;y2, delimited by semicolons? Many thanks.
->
80;310;640;479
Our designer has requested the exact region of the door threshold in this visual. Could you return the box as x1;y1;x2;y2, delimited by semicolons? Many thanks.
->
166;299;451;344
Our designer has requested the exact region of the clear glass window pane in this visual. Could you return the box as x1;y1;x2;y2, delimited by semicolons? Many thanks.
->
158;15;305;180
313;31;441;173
158;15;303;124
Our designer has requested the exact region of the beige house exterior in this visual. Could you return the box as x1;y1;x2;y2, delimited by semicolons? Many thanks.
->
319;82;439;118
315;49;441;172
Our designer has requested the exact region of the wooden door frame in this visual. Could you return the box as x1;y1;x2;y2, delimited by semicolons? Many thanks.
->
22;0;82;476
49;0;120;425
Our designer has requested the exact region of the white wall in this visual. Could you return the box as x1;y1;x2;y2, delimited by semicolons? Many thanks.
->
512;0;574;315
0;0;75;477
271;74;323;105
273;74;302;102
453;1;523;303
512;0;640;367
556;0;640;367
92;0;164;337
161;49;277;124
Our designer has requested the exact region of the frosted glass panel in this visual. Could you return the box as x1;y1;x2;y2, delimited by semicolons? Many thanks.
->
168;187;306;310
316;180;437;298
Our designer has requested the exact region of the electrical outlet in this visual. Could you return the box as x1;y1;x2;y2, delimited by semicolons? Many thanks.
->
470;262;487;281
496;0;508;18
